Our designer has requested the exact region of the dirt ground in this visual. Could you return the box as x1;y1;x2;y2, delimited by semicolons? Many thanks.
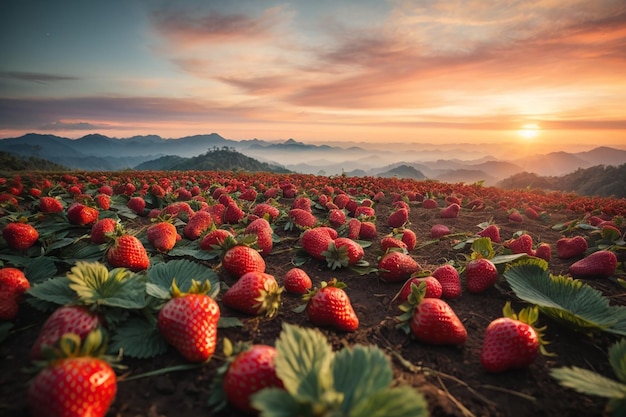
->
1;190;624;417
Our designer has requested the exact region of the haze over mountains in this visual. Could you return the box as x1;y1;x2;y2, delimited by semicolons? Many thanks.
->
1;133;625;186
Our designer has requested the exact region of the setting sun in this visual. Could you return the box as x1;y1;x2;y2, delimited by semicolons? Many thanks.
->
517;123;541;140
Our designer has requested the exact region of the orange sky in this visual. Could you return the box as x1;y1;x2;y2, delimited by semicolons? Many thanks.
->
0;1;625;149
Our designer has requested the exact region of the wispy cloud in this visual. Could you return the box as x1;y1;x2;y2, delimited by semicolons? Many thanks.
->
0;71;80;84
38;121;111;131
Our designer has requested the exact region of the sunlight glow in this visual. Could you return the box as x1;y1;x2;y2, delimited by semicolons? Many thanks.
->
517;123;540;140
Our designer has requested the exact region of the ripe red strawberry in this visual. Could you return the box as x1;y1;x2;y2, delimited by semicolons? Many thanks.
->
328;208;347;227
90;218;119;244
222;245;266;278
245;218;273;257
387;208;409;228
31;305;102;359
534;243;551;261
430;224;450;238
358;221;378;239
0;267;30;300
127;196;146;215
183;210;213;240
465;258;498;294
323;237;364;269
432;264;462;299
398;282;467;345
301;227;337;260
422;198;438;209
292;196;312;212
398;228;417;251
506;234;534;255
147;221;180;252
333;193;351;209
158;280;220;362
283;267;313;294
95;193;111;210
239;188;257;202
200;228;233;251
346;218;361;239
354;205;375;219
378;250;420;282
525;207;540;220
2;221;39;250
0;294;18;320
556;236;588;259
381;236;407;252
477;224;501;243
223;201;245;224
162;201;194;221
568;250;618;278
28;354;117;417
394;276;442;303
305;279;359;332
67;202;99;226
480;302;546;373
39;196;63;213
222;271;282;317
289;208;318;229
440;203;461;218
223;344;284;413
106;234;150;271
252;203;280;223
508;210;523;222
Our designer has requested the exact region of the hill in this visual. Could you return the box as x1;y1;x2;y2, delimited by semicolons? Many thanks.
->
0;151;68;172
376;164;426;180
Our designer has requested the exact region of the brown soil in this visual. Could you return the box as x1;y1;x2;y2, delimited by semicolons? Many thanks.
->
1;194;624;417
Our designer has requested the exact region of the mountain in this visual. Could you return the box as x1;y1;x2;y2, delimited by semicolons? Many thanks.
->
0;151;68;172
433;169;497;185
376;165;426;180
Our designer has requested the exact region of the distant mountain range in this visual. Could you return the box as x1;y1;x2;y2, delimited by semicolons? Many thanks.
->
1;133;625;187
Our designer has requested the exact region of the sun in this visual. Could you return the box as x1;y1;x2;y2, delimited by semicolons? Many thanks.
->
517;123;540;140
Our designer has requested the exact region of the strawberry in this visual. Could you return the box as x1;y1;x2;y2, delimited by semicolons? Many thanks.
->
222;244;266;278
568;250;618;278
252;203;280;223
508;210;523;223
480;302;548;373
292;196;312;212
0;267;30;300
322;237;364;269
283;267;313;294
328;208;347;227
106;234;150;271
147;221;180;252
430;224;450;238
31;305;102;359
0;293;19;320
505;234;534;256
534;243;551;261
525;207;540;220
432;264;462;299
387;208;409;228
245;218;273;257
440;203;460;219
67;202;100;226
358;221;378;239
422;198;438;209
158;280;220;362
183;210;213;240
39;196;63;213
333;193;351;209
354;205;375;219
394;276;442;303
200;228;234;251
289;208;318;229
556;236;588;259
346;218;361;239
127;196;146;215
28;333;117;417
477;224;501;243
2;221;39;250
223;344;284;413
95;193;111;210
304;279;359;332
223;201;245;224
398;228;417;251
465;258;498;294
239;188;258;202
381;236;407;252
397;282;467;345
162;201;194;221
222;271;282;317
301;227;337;260
90;218;119;244
378;250;420;282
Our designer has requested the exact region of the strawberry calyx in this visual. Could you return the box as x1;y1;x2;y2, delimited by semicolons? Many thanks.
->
501;301;553;357
296;278;346;312
396;281;427;334
253;277;283;318
170;278;212;298
321;241;351;270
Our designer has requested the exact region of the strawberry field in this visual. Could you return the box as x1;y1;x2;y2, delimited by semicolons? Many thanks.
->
1;170;626;417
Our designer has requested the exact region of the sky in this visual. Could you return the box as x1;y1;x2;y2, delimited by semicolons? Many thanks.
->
1;0;625;149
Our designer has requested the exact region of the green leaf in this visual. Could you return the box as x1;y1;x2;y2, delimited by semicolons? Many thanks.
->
62;241;108;263
109;316;168;359
490;253;528;265
251;388;303;417
146;282;171;300
551;366;626;399
274;323;334;401
350;386;429;417
333;345;393;413
24;256;57;283
609;339;626;383
27;276;76;306
147;259;220;299
0;322;13;345
471;237;495;259
504;260;623;333
45;237;75;253
217;316;244;328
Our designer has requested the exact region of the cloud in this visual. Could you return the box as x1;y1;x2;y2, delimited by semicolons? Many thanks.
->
38;121;111;131
0;71;80;84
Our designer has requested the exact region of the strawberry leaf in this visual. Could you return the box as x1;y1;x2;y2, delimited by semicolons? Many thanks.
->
349;386;428;417
0;322;13;345
250;389;302;417
609;339;626;383
26;276;76;308
551;366;626;399
147;259;220;299
24;256;57;283
217;316;243;328
470;237;495;259
109;316;168;358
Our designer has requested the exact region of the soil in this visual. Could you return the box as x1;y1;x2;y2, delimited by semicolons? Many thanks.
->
1;192;624;417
